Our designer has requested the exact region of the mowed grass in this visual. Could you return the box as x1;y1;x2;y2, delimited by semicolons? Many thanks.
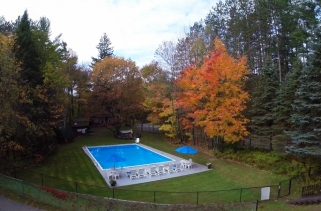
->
10;127;321;210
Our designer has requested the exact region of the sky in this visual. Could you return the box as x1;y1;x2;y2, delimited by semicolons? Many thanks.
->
1;0;219;68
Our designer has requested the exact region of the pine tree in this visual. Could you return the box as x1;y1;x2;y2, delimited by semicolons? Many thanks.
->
272;60;302;134
91;33;113;66
249;58;279;136
286;27;321;156
12;11;67;153
14;10;42;88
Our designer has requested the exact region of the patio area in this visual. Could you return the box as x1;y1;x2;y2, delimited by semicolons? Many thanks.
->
83;144;210;187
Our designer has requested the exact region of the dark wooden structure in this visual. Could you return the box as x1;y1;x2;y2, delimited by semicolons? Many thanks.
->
89;115;119;127
302;183;321;197
53;127;76;144
115;130;141;140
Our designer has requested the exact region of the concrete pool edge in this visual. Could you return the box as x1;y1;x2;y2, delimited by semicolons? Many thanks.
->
86;144;175;170
83;144;210;187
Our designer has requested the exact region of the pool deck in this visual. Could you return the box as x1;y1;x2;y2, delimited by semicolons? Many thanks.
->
83;144;210;187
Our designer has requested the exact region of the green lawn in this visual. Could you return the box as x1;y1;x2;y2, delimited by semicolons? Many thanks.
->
6;126;321;210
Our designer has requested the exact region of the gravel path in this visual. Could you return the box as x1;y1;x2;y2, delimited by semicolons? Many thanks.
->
0;196;45;211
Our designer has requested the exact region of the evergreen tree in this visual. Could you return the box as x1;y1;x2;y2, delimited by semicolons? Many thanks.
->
249;58;279;137
272;60;302;134
12;11;67;154
14;10;42;88
286;27;321;156
91;33;113;66
204;0;321;78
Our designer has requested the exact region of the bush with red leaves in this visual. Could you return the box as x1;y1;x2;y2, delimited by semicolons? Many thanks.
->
40;186;70;201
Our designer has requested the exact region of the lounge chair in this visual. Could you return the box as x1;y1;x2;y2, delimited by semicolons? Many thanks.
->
128;169;138;179
174;163;183;172
164;163;175;173
156;165;165;175
137;168;146;178
146;166;157;177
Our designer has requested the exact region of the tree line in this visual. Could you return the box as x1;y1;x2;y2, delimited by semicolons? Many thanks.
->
1;0;321;164
0;10;146;162
152;0;321;156
0;11;90;161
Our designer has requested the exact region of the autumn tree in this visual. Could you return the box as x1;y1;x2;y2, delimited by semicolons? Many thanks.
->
89;57;143;134
59;42;81;125
176;38;250;143
60;46;90;121
72;64;91;118
155;41;182;139
0;33;24;160
140;61;171;130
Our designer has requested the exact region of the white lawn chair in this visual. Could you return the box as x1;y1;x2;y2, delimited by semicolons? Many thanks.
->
185;159;193;169
180;159;187;168
174;162;183;172
113;171;120;179
146;166;158;177
107;170;120;180
137;168;146;178
165;163;175;173
128;169;138;179
107;171;114;180
156;165;165;175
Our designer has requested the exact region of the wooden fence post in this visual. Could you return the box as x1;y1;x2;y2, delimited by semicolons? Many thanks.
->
277;182;281;199
288;179;292;195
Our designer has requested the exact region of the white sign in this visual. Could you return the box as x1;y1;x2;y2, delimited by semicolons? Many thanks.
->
261;187;270;200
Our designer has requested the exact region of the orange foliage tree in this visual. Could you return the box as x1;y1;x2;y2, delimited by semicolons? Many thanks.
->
89;56;143;130
176;38;250;143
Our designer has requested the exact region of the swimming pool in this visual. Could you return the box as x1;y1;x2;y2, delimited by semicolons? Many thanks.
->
87;144;174;170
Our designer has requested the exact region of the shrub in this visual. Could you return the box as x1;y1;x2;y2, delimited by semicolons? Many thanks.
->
272;134;291;153
40;187;70;200
211;148;317;177
109;179;117;187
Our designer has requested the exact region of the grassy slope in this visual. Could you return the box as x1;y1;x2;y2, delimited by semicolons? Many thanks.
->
0;187;65;211
5;127;321;210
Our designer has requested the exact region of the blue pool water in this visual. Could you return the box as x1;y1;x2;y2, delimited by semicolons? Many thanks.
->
87;144;173;169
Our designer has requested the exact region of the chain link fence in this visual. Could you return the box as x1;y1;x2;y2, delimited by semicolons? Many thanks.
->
0;161;308;206
0;173;258;211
